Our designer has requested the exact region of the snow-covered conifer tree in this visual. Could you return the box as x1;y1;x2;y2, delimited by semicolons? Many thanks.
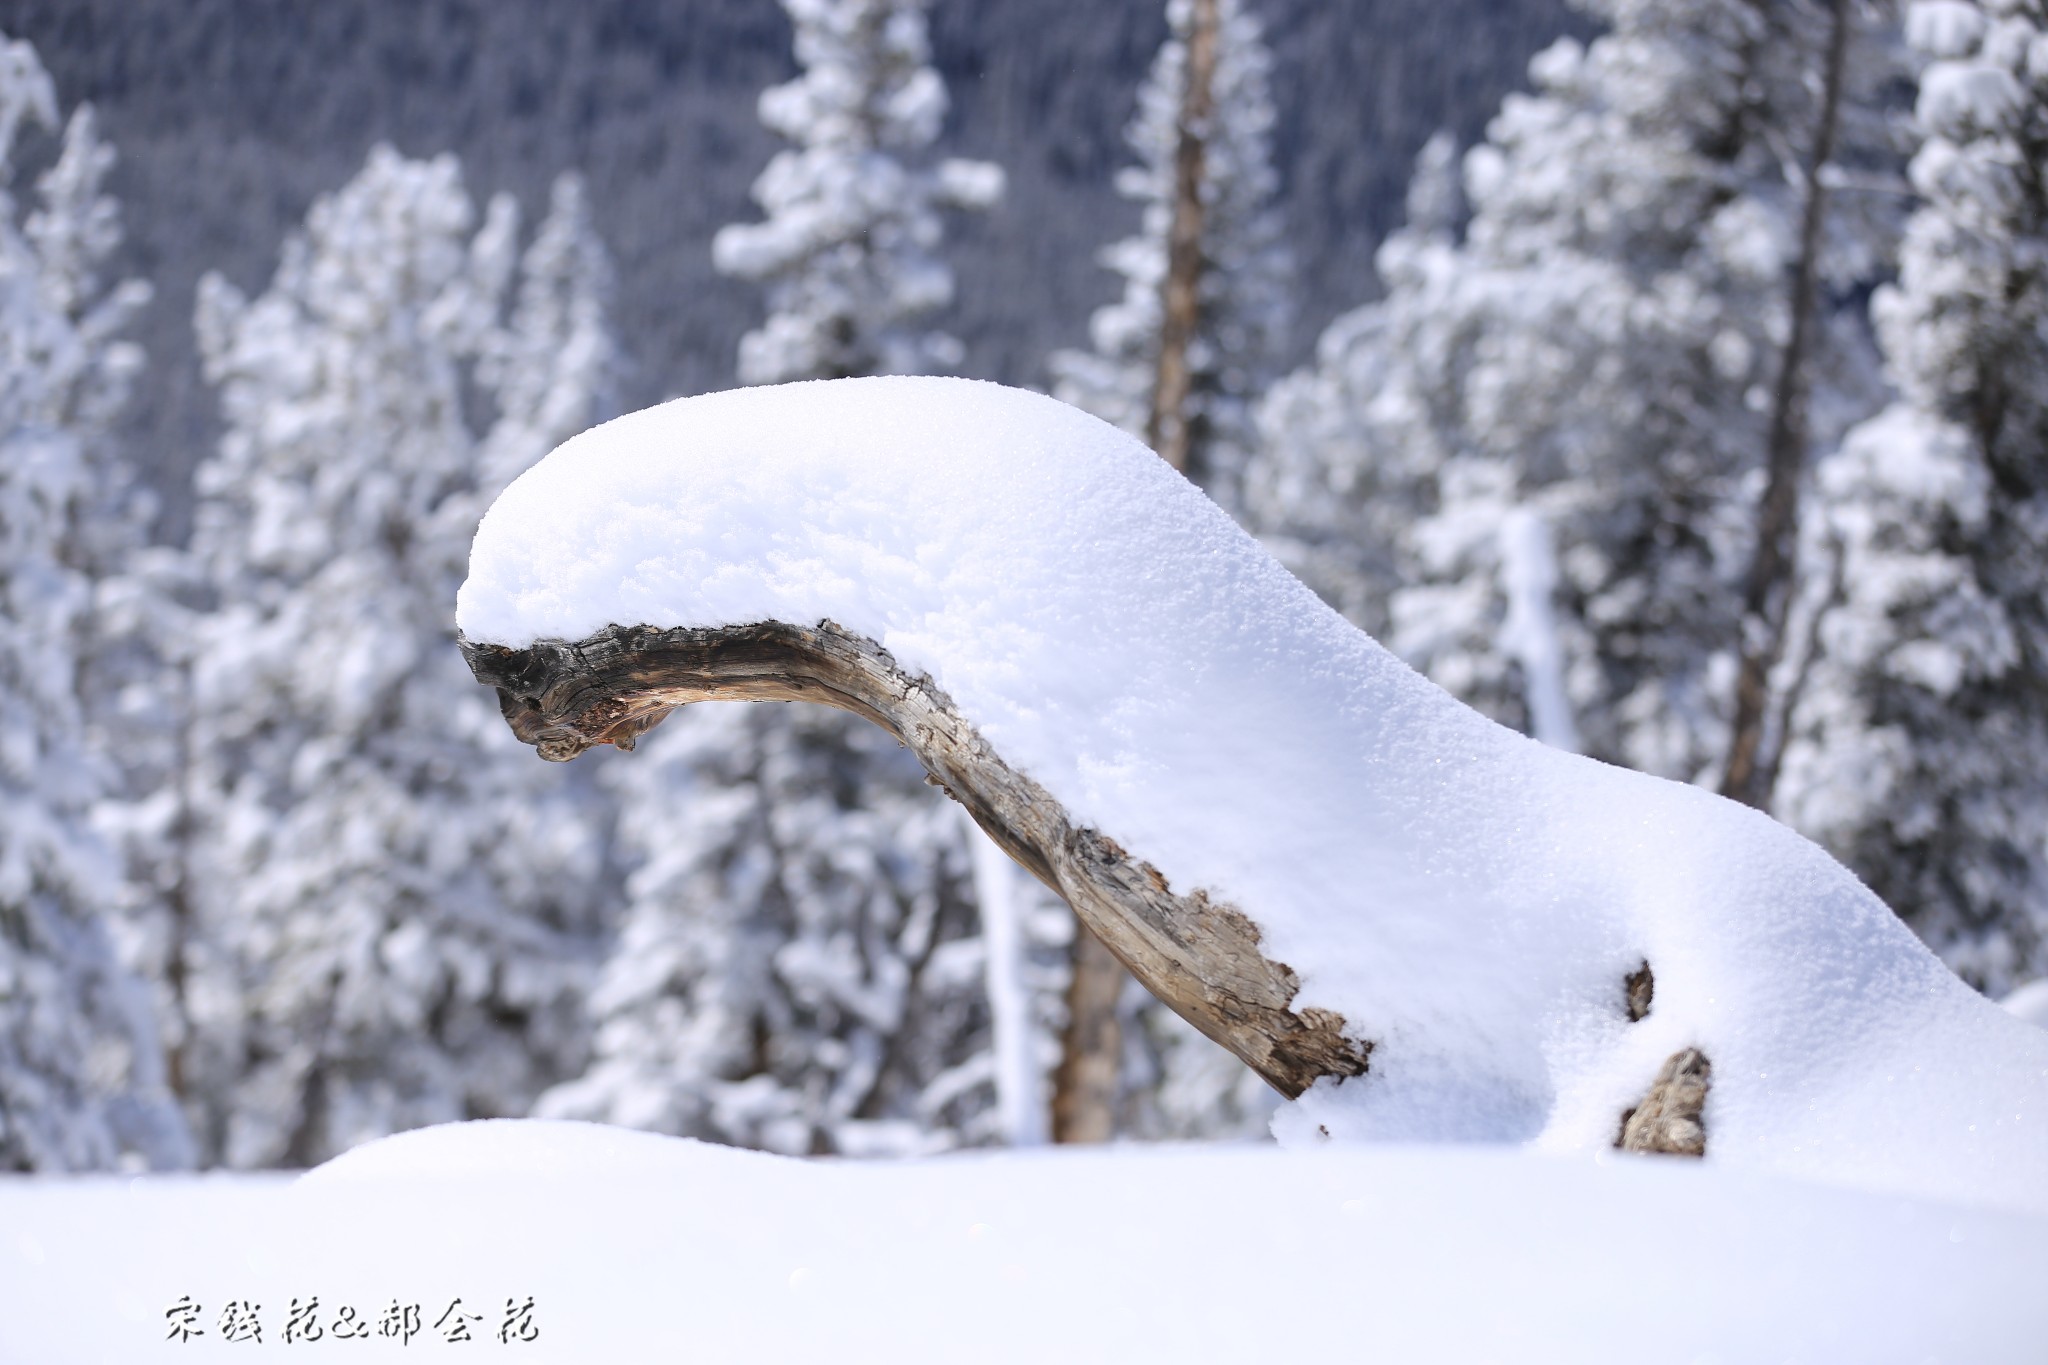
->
540;704;1003;1154
1246;132;1462;638
712;0;1003;384
1048;0;1290;508
1263;0;1900;784
559;1;1035;1153
0;32;188;1171
185;147;617;1167
1780;0;2048;993
477;174;618;495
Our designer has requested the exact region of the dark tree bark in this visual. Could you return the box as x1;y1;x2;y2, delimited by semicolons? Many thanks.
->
1051;928;1124;1143
1145;0;1220;478
1721;0;1853;809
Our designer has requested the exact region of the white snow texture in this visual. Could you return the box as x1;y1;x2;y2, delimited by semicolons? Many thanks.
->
461;376;2048;1212
9;1118;2046;1363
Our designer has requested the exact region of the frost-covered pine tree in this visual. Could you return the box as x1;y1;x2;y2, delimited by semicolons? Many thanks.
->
1780;0;2048;993
1048;0;1290;508
185;148;618;1167
559;0;1037;1153
0;32;189;1171
540;704;1006;1155
1262;0;1900;783
1247;132;1463;639
712;0;1003;384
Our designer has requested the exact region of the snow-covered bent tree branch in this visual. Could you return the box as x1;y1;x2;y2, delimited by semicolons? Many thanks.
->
465;617;1369;1101
458;378;2048;1208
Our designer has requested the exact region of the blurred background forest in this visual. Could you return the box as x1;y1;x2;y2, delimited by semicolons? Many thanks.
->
4;0;2045;1173
0;0;1582;539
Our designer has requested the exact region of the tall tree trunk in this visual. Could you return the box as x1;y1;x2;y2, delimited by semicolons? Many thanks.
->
1144;0;1220;477
1721;0;1851;809
1052;0;1227;1144
1051;928;1125;1142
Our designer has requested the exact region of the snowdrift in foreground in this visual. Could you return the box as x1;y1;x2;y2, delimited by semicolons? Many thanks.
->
459;378;2048;1211
4;1120;2044;1363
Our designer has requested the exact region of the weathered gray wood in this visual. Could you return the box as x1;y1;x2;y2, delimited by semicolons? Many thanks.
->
1617;1047;1711;1157
1625;961;1655;1024
461;618;1373;1100
466;616;1706;1153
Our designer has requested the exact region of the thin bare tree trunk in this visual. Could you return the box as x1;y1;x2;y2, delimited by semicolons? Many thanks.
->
1756;530;1848;802
1144;0;1220;477
1051;0;1227;1144
1052;928;1124;1142
1721;0;1851;809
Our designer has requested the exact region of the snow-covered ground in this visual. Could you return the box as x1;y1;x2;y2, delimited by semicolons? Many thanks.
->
1;1118;2043;1363
2007;980;2048;1031
16;377;2048;1361
460;377;2048;1211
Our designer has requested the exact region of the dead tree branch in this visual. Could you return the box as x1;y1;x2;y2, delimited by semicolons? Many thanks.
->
461;619;1373;1100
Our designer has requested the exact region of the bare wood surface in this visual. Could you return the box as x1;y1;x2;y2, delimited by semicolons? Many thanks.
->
1617;1047;1711;1157
1625;961;1655;1023
462;619;1372;1099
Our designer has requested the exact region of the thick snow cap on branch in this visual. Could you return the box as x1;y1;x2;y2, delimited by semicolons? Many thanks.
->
460;377;2048;1212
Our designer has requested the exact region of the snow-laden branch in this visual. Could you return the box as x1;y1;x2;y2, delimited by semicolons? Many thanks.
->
463;617;1369;1100
459;378;2048;1209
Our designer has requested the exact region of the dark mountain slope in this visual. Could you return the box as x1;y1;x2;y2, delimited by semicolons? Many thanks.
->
0;0;1583;536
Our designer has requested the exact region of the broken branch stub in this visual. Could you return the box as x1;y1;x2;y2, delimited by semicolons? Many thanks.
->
1617;1047;1711;1158
460;619;1372;1099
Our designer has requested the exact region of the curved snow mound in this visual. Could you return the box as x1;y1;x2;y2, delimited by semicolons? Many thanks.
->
460;377;2048;1211
299;1118;773;1183
2005;980;2048;1032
